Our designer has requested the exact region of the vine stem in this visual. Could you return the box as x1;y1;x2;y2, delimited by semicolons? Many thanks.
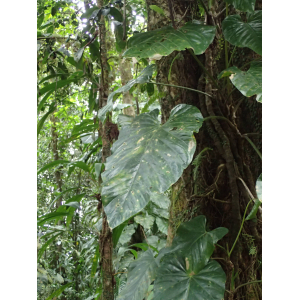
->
243;135;262;159
203;116;262;159
224;3;231;95
235;280;262;291
148;81;213;97
228;46;236;66
187;49;219;88
228;200;252;257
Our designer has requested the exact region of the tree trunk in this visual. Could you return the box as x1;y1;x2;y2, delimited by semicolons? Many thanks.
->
146;1;262;299
119;56;135;117
50;114;63;271
97;0;114;299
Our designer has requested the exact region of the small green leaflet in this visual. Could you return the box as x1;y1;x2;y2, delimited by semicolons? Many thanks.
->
246;199;262;220
149;5;165;15
74;47;85;62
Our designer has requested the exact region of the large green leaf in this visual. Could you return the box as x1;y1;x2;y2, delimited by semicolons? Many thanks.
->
222;11;262;55
153;255;226;300
162;216;228;273
123;22;216;59
101;104;203;229
219;62;262;102
117;249;158;300
98;65;155;122
225;0;256;12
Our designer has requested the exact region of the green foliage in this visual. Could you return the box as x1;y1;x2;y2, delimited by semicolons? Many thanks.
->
118;216;227;300
123;22;216;58
225;0;256;12
117;250;158;300
37;0;262;298
222;11;262;55
154;257;226;300
219;62;262;102
98;65;156;122
101;104;203;229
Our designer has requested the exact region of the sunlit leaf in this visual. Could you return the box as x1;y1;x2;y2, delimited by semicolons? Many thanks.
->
123;22;216;59
101;104;203;229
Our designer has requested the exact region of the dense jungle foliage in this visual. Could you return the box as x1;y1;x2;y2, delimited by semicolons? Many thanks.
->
37;0;262;299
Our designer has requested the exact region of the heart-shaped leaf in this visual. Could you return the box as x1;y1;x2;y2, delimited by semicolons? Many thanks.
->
101;104;203;229
222;11;262;55
153;255;226;300
123;22;216;59
161;215;228;272
219;62;262;102
117;249;158;300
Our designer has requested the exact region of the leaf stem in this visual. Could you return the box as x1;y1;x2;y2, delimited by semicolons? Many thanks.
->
235;280;262;291
228;200;252;257
228;46;236;66
242;135;262;159
224;3;231;94
187;49;219;88
148;81;212;97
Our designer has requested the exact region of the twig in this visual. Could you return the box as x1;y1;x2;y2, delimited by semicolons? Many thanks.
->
235;280;262;291
148;81;212;97
167;0;176;29
228;200;252;257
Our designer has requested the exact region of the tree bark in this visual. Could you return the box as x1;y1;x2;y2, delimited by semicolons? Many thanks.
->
96;0;114;299
119;56;135;117
50;114;63;271
146;1;262;299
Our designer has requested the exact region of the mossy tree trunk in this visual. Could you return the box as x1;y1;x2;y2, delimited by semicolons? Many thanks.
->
146;1;262;299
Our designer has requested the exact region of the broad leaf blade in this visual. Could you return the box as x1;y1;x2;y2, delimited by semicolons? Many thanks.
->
164;216;228;272
219;62;262;102
153;256;226;300
123;22;216;58
222;11;262;55
117;249;158;300
101;104;203;229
